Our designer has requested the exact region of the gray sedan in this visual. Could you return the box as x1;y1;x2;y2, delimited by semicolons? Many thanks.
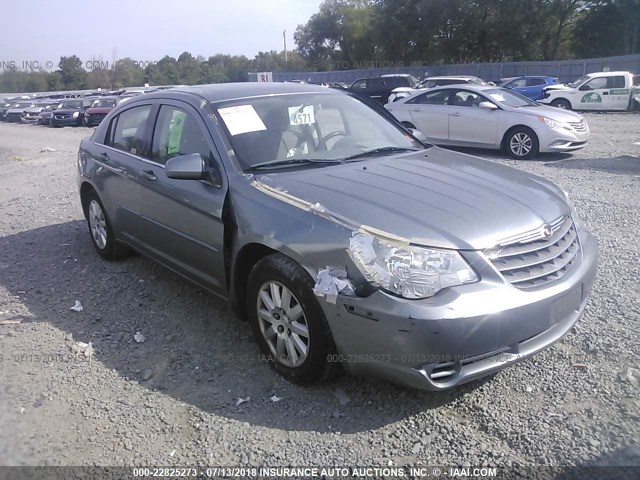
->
385;85;590;159
77;83;598;390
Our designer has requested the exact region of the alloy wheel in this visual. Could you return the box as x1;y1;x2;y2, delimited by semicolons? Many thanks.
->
510;133;532;157
256;281;310;368
88;200;108;249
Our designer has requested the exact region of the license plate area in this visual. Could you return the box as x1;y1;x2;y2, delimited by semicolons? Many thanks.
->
551;284;582;324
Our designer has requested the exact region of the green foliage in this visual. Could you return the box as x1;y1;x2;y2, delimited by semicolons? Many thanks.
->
0;50;309;93
573;0;640;57
0;0;637;93
296;0;635;64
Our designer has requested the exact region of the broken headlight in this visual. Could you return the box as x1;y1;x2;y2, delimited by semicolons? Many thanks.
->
349;233;478;299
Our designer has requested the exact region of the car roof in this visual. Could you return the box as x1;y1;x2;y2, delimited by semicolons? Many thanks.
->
140;82;333;104
586;71;630;77
423;76;479;80
404;84;499;98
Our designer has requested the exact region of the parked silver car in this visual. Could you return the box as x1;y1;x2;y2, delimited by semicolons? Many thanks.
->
386;85;590;159
77;83;598;390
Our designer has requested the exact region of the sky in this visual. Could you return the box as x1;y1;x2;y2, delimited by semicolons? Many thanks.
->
0;0;322;68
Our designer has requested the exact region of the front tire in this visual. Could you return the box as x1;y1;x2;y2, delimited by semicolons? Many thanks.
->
246;253;336;384
505;127;539;159
82;190;130;260
551;98;572;110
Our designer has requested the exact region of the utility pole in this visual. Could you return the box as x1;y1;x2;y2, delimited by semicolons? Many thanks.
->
283;30;288;62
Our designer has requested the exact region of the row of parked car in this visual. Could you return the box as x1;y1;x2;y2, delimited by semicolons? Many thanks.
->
0;86;177;128
342;73;560;104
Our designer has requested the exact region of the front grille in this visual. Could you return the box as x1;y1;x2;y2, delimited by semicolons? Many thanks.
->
569;120;587;133
487;216;580;289
54;114;68;119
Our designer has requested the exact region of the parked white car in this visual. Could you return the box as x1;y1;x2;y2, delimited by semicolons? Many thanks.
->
387;75;489;103
386;85;590;159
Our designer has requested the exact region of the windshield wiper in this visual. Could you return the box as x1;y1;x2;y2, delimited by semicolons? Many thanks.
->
342;147;419;161
246;158;342;171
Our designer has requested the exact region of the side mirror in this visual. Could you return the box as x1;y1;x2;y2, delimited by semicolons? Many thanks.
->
479;101;498;110
407;127;428;143
579;84;592;91
166;153;206;180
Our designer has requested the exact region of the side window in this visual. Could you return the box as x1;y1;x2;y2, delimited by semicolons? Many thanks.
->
511;79;528;88
585;77;607;90
607;76;625;89
407;89;452;105
351;79;367;90
151;105;213;165
527;78;546;86
109;105;152;156
452;90;482;107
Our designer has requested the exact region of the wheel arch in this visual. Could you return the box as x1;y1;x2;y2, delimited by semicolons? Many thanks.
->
79;181;98;219
551;97;572;109
500;124;539;150
231;243;282;320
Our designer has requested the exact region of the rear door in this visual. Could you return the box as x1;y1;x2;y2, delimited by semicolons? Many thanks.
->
606;75;632;110
135;100;228;295
405;89;454;142
92;103;155;243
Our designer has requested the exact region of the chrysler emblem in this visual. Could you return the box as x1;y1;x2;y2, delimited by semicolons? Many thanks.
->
542;225;553;238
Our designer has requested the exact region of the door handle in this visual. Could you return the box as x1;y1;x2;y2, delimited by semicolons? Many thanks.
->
451;112;462;116
140;169;157;181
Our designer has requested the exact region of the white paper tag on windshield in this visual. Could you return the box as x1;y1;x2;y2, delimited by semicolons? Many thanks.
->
489;93;506;103
288;105;315;125
218;105;267;136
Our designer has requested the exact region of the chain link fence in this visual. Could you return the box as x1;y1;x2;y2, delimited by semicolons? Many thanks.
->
250;54;640;84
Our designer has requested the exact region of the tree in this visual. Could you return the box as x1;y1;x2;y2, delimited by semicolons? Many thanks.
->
574;0;640;56
58;55;87;89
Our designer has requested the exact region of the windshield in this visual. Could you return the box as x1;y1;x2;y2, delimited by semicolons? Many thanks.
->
568;75;590;88
484;88;538;107
214;92;423;171
62;101;82;109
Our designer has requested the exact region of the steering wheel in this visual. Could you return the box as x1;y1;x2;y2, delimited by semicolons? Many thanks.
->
319;130;347;150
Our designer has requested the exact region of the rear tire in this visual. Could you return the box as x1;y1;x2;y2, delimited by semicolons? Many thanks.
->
82;189;130;260
504;126;539;159
551;98;571;110
246;253;336;385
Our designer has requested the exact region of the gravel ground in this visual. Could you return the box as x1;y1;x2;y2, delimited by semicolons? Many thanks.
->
0;114;638;470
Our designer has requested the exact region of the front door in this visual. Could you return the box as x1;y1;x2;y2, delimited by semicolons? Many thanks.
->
447;90;499;147
135;100;228;296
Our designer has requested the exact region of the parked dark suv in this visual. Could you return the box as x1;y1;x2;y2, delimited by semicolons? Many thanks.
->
348;74;419;104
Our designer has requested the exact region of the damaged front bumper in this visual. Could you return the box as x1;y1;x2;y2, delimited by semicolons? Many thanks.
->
316;229;598;391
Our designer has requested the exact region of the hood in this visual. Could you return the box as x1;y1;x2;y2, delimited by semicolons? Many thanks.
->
23;107;44;114
543;84;572;92
391;87;416;94
506;104;584;122
54;108;80;114
85;106;114;114
253;148;569;250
